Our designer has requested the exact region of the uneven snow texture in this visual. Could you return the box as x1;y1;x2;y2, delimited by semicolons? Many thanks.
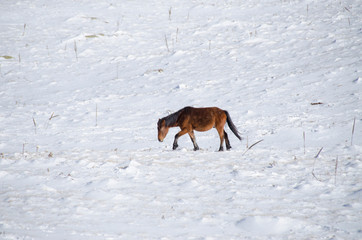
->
1;0;361;239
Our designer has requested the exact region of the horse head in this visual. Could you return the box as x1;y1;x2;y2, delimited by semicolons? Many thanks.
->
157;118;169;142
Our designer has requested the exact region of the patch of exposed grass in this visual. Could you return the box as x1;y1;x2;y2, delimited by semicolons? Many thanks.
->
85;33;105;38
1;55;14;59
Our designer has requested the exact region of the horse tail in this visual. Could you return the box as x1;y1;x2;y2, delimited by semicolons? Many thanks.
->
224;111;242;140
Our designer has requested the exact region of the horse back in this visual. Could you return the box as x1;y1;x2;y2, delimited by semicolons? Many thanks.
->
179;107;226;131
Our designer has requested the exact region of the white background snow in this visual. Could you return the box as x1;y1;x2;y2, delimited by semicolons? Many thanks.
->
1;0;361;239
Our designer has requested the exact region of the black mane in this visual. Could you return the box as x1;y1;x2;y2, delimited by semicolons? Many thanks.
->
161;107;191;127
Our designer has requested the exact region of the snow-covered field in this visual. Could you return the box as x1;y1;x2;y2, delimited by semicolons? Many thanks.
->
1;0;361;239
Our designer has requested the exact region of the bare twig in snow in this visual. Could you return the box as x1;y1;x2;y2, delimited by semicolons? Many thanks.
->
176;28;179;42
311;102;323;105
303;131;306;155
314;147;323;158
96;104;98;127
312;147;323;181
74;40;78;61
351;117;355;146
312;172;322;182
165;35;170;52
33;117;37;134
49;112;59;120
334;156;338;185
307;4;309;18
22;24;26;36
242;139;263;156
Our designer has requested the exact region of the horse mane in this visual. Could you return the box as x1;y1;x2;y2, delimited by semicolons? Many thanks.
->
163;107;190;127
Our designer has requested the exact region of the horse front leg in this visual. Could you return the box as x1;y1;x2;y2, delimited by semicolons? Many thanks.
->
173;129;188;150
218;135;224;151
188;130;199;151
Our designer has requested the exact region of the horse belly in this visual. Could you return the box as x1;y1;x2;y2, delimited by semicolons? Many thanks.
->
189;107;220;132
193;121;214;132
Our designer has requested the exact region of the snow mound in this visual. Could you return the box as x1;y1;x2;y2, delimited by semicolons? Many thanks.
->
236;216;303;235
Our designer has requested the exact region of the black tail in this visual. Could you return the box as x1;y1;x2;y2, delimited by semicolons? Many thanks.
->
224;111;242;140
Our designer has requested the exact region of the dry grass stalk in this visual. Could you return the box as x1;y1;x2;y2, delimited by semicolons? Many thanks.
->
314;147;323;158
312;147;323;181
22;24;26;36
351;117;355;146
49;112;59;120
334;156;338;185
303;131;306;155
242;139;263;156
176;28;179;42
96;104;98;127
74;40;78;61
33;117;37;134
165;35;170;52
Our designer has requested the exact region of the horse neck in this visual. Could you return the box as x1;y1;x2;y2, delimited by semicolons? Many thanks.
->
165;110;182;127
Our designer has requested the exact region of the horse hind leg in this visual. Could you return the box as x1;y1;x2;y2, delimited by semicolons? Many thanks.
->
216;126;225;151
224;130;231;150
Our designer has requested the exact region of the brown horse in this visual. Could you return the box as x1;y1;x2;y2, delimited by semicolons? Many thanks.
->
157;106;242;151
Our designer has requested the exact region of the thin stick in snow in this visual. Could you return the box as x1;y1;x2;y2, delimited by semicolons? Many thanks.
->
334;156;338;185
45;112;59;129
351;117;355;146
312;147;323;182
165;35;170;52
314;147;323;158
242;139;263;156
312;171;322;182
307;4;309;18
33;117;37;134
303;131;306;155
96;104;98;127
49;112;59;120
176;28;179;42
22;24;26;36
74;40;78;61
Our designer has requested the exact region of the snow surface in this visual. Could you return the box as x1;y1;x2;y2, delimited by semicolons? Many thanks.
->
1;0;362;239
